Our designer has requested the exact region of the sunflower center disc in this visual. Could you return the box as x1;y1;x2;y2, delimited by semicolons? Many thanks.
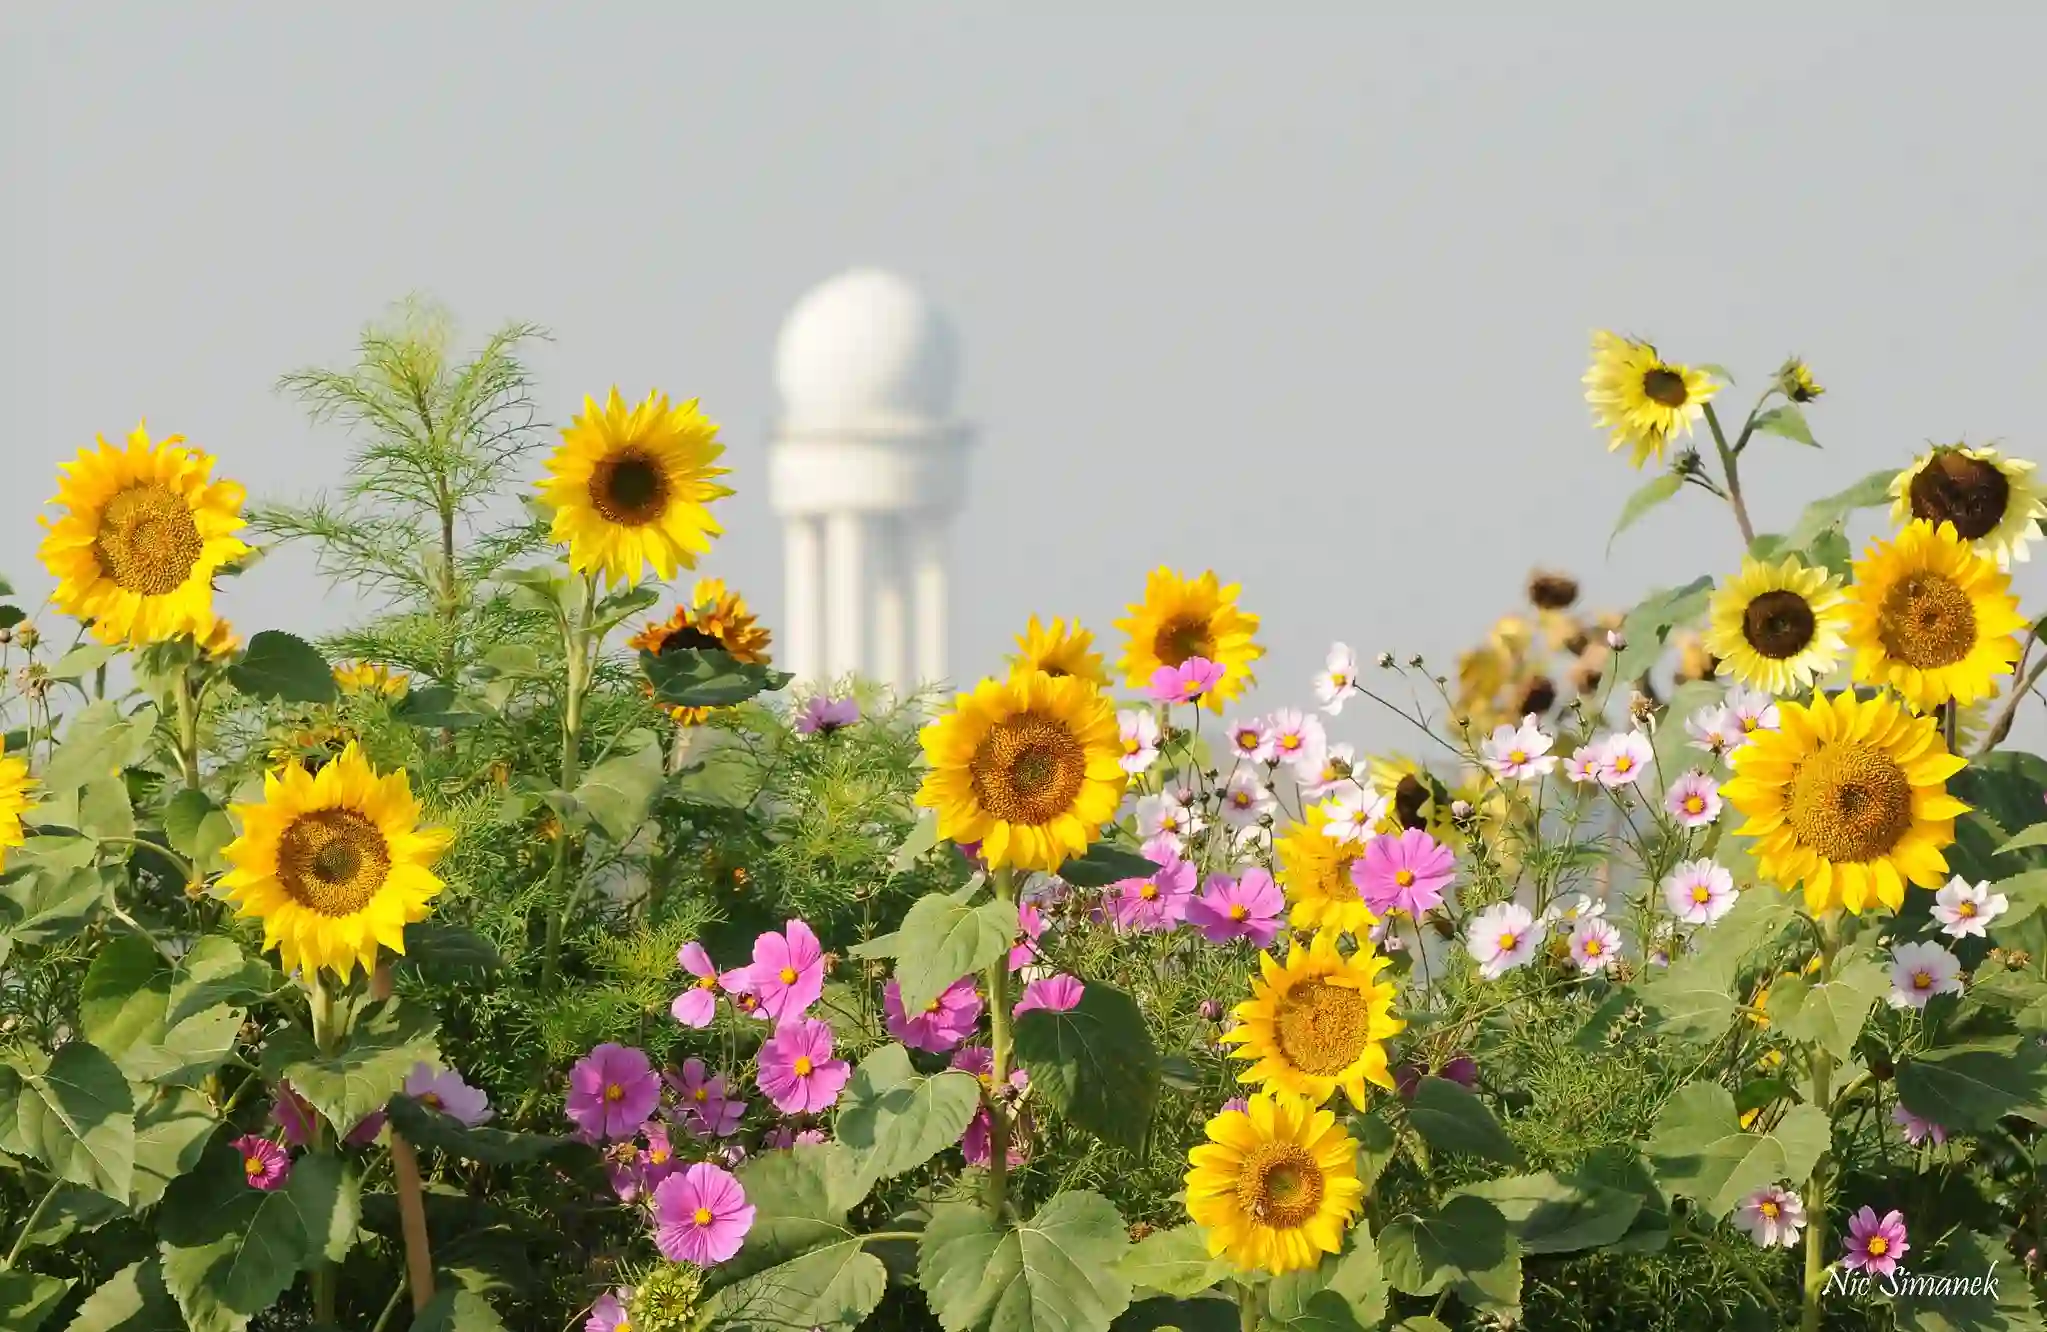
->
277;809;394;916
1641;367;1690;408
591;450;671;525
1154;614;1217;667
1741;589;1818;659
1878;571;1978;669
1786;741;1915;863
1238;1141;1325;1229
660;623;725;654
969;713;1088;826
1393;775;1431;831
1272;978;1372;1077
1909;453;2010;541
92;482;204;596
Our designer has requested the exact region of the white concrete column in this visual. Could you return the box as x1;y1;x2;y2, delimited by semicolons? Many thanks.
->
871;518;909;698
908;513;948;687
824;511;866;682
781;516;823;684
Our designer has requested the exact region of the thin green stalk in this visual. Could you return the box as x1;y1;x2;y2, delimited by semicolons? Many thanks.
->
3;1179;61;1270
1800;914;1843;1332
173;673;203;790
1236;1278;1262;1332
983;867;1018;1220
308;975;341;1324
540;575;600;991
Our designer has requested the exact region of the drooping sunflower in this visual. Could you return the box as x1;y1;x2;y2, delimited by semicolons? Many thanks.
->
917;671;1126;872
1366;755;1458;842
1007;615;1109;687
1582;331;1719;469
1721;690;1968;915
1185;1090;1364;1275
333;661;410;699
1114;567;1262;712
1702;555;1851;697
0;741;36;871
1222;929;1403;1108
1845;519;2025;712
221;742;454;978
1889;445;2047;569
538;389;734;585
37;424;250;646
1274;821;1373;935
628;579;774;725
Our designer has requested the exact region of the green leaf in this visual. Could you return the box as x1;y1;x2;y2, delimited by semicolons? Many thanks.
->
591;583;662;635
1113;1225;1230;1300
0;1042;136;1200
1013;983;1161;1152
1777;468;1896;551
1574;1146;1669;1254
1763;957;1891;1061
1345;1111;1398;1196
640;647;791;709
1637;891;1797;1040
279;1151;359;1267
918;1189;1133;1332
835;1043;983;1195
1997;823;2047;857
573;740;664;841
78;777;134;842
1647;1082;1829;1219
50;642;119;681
1407;1077;1521;1166
1610;577;1715;686
407;1289;508;1332
1897;1038;2047;1132
8;1181;127;1249
1056;843;1160;890
1698;363;1736;383
161;789;235;875
1453;1172;1643;1255
1112;1296;1237;1332
723;1144;863;1283
386;1095;569;1167
130;1088;218;1210
157;1138;311;1332
892;808;941;872
61;1257;185;1331
164;937;278;1029
225;631;336;704
78;935;243;1088
392;921;501;985
1609;471;1686;548
390;685;484;730
259;997;439;1133
0;1270;72;1331
888;893;1018;1013
1752;404;1818;447
0;864;107;948
41;701;159;795
1267;1232;1389;1329
708;1239;888;1332
1377;1195;1520;1310
1892;1230;2045;1331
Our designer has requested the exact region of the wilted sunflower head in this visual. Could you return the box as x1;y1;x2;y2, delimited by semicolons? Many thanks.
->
1526;569;1580;611
628;579;773;725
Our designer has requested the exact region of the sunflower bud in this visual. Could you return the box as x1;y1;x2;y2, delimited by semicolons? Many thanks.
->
1775;357;1823;403
12;623;38;652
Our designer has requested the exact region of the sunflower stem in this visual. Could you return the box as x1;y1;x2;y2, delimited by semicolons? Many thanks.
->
372;962;438;1312
540;574;599;991
1703;403;1758;547
1236;1278;1262;1332
1799;914;1842;1332
308;973;342;1324
984;866;1017;1222
174;673;203;791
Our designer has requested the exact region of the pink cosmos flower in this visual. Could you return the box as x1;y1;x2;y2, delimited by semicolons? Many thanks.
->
1685;704;1738;759
952;1046;1030;1168
1569;917;1623;975
719;967;772;1023
1185;869;1285;947
1221;1097;1249;1115
1466;902;1538;979
586;1288;631;1332
1225;716;1276;764
757;1018;851;1115
640;1118;681;1193
652;1163;755;1266
1300;742;1358;800
1267;709;1327;775
403;1062;494;1126
1933;877;2010;939
1219;771;1276;828
232;1134;291;1192
1148;657;1225;704
1117;709;1161;774
1481;715;1557;781
1316;643;1358;714
1888;941;1964;1010
1733;1185;1806;1249
765;1123;829;1150
1596;731;1653;788
1563;745;1603;784
1318;784;1389;843
1352;828;1454;918
1892;1104;1948;1147
1724;686;1780;745
796;694;860;736
884;975;983;1053
1664;770;1722;828
1841;1206;1910;1278
1013;973;1086;1016
672;941;723;1028
605;1139;648;1202
1008;900;1045;970
272;1082;317;1147
748;919;826;1022
666;1058;747;1137
1108;852;1196;932
567;1044;661;1141
1134;790;1202;851
1663;859;1736;925
345;1111;387;1147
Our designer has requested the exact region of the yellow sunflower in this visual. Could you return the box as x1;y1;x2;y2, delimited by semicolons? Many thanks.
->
917;671;1126;872
1775;358;1824;403
333;661;410;698
37;424;250;647
1702;555;1851;697
221;742;454;978
1114;568;1263;712
1582;331;1719;468
627;578;774;725
1889;445;2047;570
1007;616;1109;687
1366;755;1459;843
1221;929;1403;1109
1721;690;1968;915
198;619;241;662
0;741;36;871
538;389;734;585
1845;519;2025;712
1184;1091;1364;1275
1275;821;1374;935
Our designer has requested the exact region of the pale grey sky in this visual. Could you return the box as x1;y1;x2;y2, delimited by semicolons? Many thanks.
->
7;4;2047;753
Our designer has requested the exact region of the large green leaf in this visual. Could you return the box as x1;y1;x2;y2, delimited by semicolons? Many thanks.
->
259;997;439;1133
1266;1232;1389;1330
282;1151;360;1267
721;1143;863;1284
391;921;501;985
1057;843;1163;890
1647;1082;1829;1219
1407;1077;1521;1166
835;1043;983;1195
573;740;664;841
61;1257;185;1331
1637;892;1797;1040
408;1289;508;1332
161;789;236;875
1897;1038;2047;1132
41;701;159;794
1377;1195;1520;1311
0;862;108;949
1774;468;1896;552
1610;577;1714;685
1113;1225;1230;1300
78;935;243;1088
1763;957;1891;1062
1452;1172;1643;1255
157;1139;312;1332
1751;404;1817;448
0;1270;72;1331
885;893;1018;1013
919;1189;1133;1332
0;1042;136;1200
225;631;336;704
8;1181;127;1250
1013;983;1160;1152
709;1238;889;1332
641;647;792;709
1112;1296;1237;1332
1893;1230;2045;1331
130;1088;218;1210
1609;471;1686;548
390;685;485;731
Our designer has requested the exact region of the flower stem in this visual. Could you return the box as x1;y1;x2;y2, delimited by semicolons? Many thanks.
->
2;1179;61;1270
1236;1279;1263;1332
1703;403;1757;547
540;575;599;991
173;673;203;791
983;867;1017;1222
1800;914;1843;1332
308;974;340;1324
373;962;437;1312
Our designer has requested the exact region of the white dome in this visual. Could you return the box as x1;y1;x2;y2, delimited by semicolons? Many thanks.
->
774;268;960;426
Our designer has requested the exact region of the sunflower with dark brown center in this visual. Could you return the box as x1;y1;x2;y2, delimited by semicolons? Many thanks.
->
1889;444;2047;569
1114;567;1264;712
1184;1091;1363;1275
1845;519;2025;712
1006;614;1109;686
1222;928;1403;1109
627;579;774;725
1582;331;1719;469
1703;555;1851;697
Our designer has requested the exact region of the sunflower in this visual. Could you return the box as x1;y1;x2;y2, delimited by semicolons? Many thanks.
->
1845;519;2025;712
1365;755;1458;843
198;619;241;662
538;389;734;585
917;671;1126;872
0;741;36;871
628;579;774;725
1721;690;1968;915
1889;445;2047;569
1582;331;1719;468
221;742;454;978
1222;929;1403;1109
1184;1090;1364;1275
1114;568;1263;712
1702;555;1851;697
1775;358;1824;403
333;661;410;699
1007;616;1108;687
1275;821;1373;935
37;424;250;646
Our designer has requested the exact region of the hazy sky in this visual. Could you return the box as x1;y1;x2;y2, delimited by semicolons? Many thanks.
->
7;4;2047;754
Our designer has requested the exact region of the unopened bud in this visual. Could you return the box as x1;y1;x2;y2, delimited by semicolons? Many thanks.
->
1451;799;1474;820
1407;654;1426;669
1198;999;1222;1021
12;623;38;651
1375;652;1394;669
1606;629;1627;651
1628;692;1655;726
